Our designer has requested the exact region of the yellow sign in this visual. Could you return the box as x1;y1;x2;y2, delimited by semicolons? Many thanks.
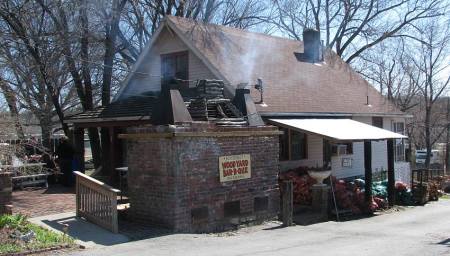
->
219;154;251;182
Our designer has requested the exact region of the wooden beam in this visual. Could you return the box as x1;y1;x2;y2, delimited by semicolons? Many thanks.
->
73;127;85;173
288;129;292;160
72;120;149;128
364;140;372;205
387;139;395;206
323;139;332;170
118;130;283;140
109;127;116;183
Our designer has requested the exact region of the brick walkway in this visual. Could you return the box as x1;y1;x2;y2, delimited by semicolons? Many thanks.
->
12;185;76;217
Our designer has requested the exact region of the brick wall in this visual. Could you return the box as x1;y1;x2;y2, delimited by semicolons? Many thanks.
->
0;172;12;215
123;124;280;232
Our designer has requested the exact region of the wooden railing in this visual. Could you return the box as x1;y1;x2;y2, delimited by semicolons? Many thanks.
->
411;169;445;184
74;171;120;233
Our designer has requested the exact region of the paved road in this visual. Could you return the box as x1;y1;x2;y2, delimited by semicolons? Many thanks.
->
69;199;450;256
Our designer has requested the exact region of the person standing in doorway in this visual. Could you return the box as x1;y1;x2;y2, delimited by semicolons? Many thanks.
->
56;136;75;186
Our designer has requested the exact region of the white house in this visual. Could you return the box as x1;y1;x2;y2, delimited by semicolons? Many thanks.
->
112;16;410;183
68;16;409;185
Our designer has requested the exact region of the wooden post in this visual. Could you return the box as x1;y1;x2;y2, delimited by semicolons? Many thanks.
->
387;139;396;206
323;139;332;170
282;180;293;226
111;190;118;233
73;127;85;173
364;140;373;204
76;175;80;217
109;127;116;184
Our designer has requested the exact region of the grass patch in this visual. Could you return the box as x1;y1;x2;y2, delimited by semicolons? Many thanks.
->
440;194;450;200
0;214;74;254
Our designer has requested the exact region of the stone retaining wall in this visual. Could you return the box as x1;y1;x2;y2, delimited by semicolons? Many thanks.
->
0;172;13;215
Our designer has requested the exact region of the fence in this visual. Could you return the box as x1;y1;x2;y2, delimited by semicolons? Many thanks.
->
411;169;445;184
373;170;388;182
74;171;120;233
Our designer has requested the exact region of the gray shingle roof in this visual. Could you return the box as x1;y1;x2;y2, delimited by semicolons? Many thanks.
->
66;93;156;122
166;15;404;115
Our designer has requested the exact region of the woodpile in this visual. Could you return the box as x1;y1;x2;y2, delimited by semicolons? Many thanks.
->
279;167;317;205
188;98;208;120
196;79;224;98
187;80;246;126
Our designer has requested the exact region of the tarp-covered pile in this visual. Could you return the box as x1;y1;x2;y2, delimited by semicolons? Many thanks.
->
332;178;382;214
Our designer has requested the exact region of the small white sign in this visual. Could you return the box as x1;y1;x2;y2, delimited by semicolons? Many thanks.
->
219;154;251;182
342;158;353;168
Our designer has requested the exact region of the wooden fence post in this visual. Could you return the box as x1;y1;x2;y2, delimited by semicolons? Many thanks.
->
387;139;395;206
282;180;293;227
111;190;118;233
76;175;80;217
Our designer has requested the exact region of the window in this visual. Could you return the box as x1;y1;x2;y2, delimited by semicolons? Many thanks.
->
279;128;308;160
393;122;404;135
291;130;307;160
161;51;188;86
331;143;353;156
392;122;406;162
372;117;383;128
279;127;289;161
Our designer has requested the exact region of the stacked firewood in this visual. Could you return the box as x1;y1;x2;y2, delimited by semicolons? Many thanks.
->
188;98;208;120
196;79;224;98
279;167;317;205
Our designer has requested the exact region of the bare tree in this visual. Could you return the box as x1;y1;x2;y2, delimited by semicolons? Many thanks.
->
0;75;24;139
118;0;270;64
358;39;421;112
0;1;70;142
406;19;450;168
272;0;446;63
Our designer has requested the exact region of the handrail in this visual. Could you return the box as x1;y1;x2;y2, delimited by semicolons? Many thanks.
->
74;171;120;193
74;171;120;233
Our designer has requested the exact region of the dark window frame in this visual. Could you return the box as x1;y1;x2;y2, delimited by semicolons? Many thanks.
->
331;142;353;156
392;121;406;162
290;129;308;160
372;117;383;128
160;51;189;87
279;127;308;161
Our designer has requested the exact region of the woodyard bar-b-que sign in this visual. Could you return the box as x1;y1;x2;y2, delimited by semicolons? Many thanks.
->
219;154;251;182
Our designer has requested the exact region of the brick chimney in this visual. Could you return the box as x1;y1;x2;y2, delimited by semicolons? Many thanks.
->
302;29;322;63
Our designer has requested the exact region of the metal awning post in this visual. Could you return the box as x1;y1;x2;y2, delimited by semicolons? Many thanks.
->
387;139;396;206
364;140;373;205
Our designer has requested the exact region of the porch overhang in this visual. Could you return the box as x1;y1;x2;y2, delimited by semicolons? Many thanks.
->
268;118;407;142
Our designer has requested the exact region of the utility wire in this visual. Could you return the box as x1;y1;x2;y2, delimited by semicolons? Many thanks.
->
1;37;241;93
1;37;237;85
1;37;161;77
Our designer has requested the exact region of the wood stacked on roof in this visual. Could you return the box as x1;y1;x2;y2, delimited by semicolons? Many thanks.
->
188;98;208;120
187;80;246;126
196;79;224;98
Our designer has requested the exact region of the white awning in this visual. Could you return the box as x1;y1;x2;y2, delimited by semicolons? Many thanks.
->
268;119;407;141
